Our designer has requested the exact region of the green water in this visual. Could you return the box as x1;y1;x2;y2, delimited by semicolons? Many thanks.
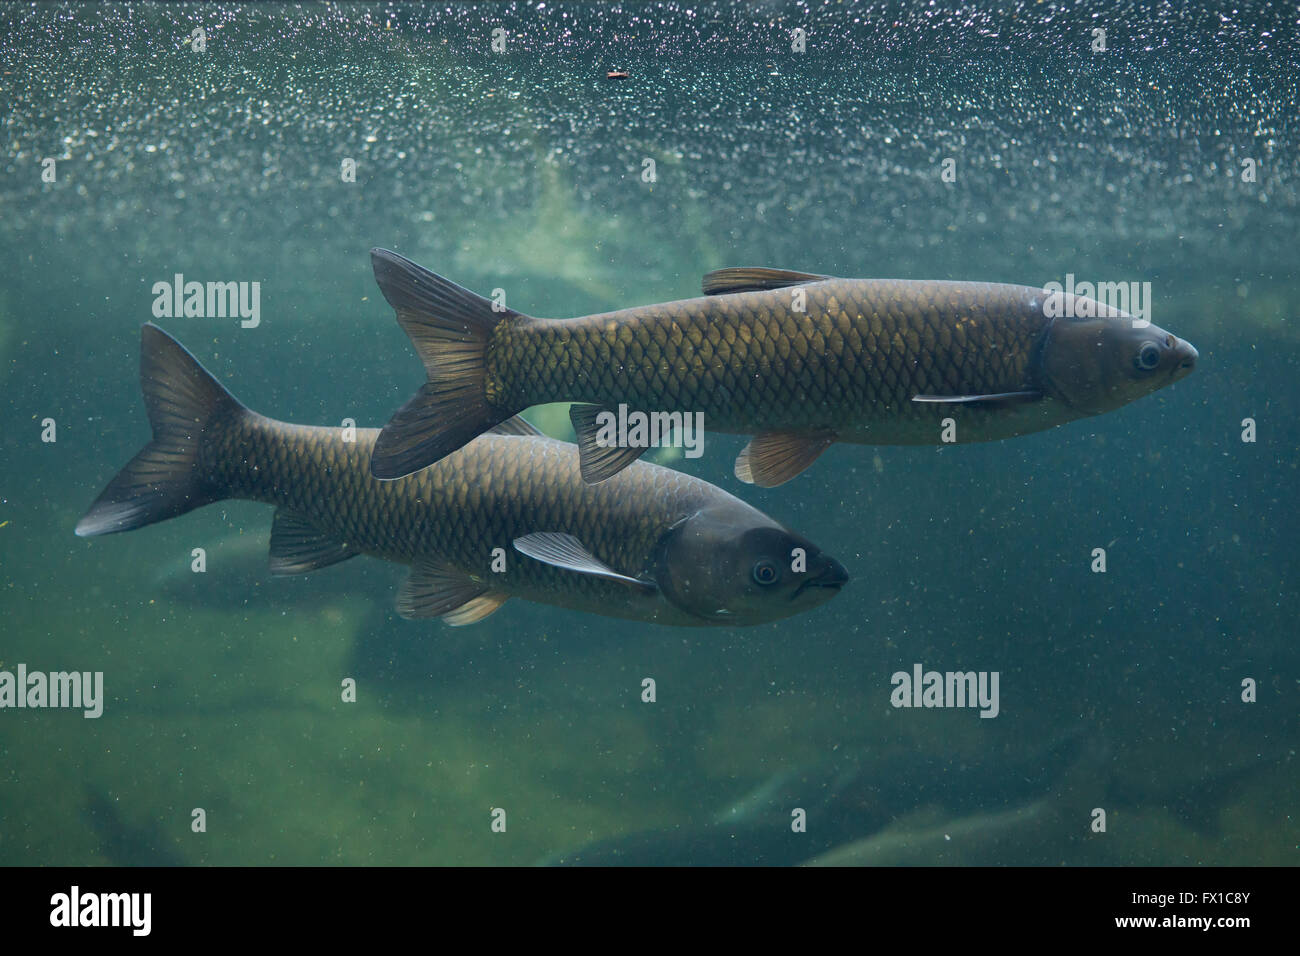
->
0;1;1296;865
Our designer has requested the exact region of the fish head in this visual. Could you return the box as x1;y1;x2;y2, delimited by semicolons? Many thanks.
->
1040;312;1198;415
653;502;848;624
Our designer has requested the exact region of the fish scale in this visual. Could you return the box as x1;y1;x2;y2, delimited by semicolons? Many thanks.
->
83;333;852;626
497;279;1046;437
212;419;700;603
77;324;818;625
367;250;1196;486
206;415;770;622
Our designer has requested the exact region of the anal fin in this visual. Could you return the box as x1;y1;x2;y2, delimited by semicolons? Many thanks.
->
441;592;508;626
569;404;649;483
735;430;836;488
269;509;361;575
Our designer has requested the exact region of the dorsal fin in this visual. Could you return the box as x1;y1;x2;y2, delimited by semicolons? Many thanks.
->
568;404;649;483
488;414;544;437
702;267;832;296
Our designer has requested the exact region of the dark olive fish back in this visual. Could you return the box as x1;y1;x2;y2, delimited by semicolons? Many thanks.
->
368;250;1194;485
497;278;1058;437
76;324;843;627
213;413;711;609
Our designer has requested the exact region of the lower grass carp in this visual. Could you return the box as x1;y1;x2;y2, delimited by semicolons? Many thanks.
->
76;325;847;627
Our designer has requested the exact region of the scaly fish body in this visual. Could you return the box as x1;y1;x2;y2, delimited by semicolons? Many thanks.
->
76;325;847;627
493;279;1075;443
222;422;698;621
368;252;1197;486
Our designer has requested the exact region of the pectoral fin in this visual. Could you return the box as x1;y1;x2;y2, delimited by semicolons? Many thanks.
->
702;267;832;296
735;430;836;488
398;556;506;623
911;391;1042;406
514;532;655;592
268;509;361;575
569;404;649;483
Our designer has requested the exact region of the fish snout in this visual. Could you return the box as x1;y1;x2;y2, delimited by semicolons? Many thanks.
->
818;557;850;589
1172;338;1198;378
790;555;849;601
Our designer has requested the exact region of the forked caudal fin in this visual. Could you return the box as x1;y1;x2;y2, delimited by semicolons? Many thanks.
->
369;248;530;480
75;324;248;537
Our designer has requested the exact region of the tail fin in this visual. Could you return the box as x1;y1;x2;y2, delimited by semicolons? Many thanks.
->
75;324;246;537
369;248;524;479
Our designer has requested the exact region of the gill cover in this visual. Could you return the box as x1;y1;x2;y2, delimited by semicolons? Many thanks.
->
653;504;846;624
1039;314;1197;415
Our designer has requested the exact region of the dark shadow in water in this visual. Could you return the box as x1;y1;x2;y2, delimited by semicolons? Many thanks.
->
82;787;187;867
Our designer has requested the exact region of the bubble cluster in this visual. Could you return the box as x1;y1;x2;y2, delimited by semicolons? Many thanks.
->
1;1;1294;294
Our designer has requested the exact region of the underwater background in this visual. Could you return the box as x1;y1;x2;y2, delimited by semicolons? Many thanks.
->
0;0;1295;865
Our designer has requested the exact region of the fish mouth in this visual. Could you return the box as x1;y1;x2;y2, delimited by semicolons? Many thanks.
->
792;559;850;599
1171;338;1198;378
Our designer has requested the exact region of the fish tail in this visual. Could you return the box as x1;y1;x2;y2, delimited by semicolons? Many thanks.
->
369;248;525;479
75;323;247;537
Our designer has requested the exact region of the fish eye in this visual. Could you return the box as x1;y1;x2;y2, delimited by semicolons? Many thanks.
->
752;560;779;586
1135;342;1161;371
